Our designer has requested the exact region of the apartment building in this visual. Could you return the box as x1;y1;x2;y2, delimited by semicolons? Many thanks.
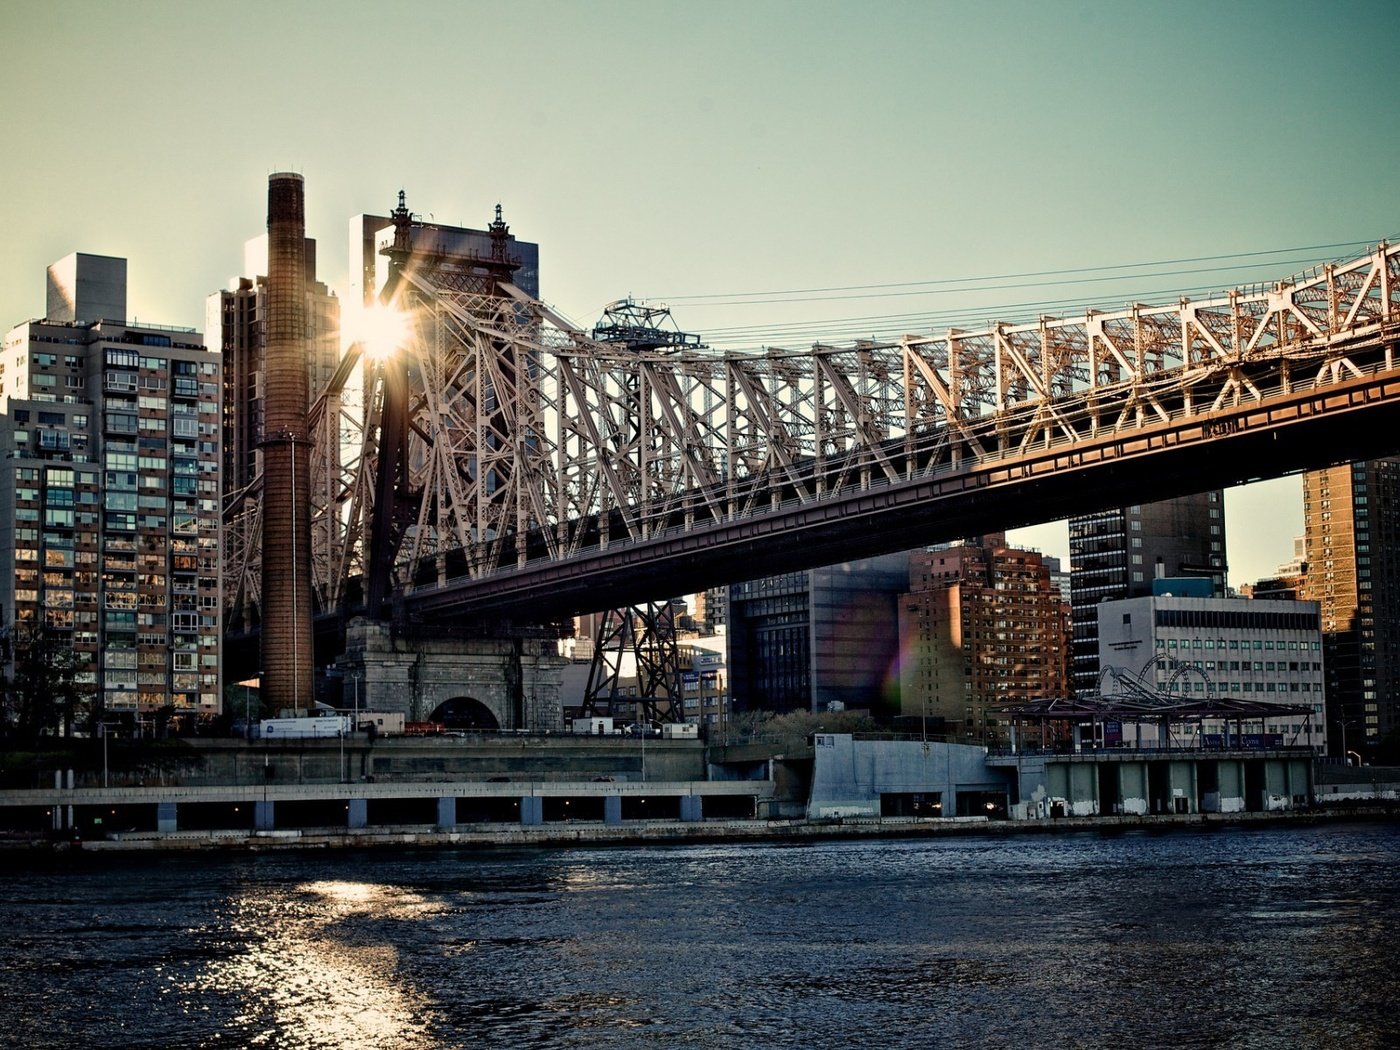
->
898;535;1069;747
0;253;220;725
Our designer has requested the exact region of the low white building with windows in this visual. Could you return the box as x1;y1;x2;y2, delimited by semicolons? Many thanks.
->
1097;593;1327;752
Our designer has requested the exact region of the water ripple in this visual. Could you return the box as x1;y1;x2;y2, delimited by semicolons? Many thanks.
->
1;824;1397;1048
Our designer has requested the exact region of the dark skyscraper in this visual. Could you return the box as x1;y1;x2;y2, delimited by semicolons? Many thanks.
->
210;235;339;498
1068;493;1226;696
726;555;910;715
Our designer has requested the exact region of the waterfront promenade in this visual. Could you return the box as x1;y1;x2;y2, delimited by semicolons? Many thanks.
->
3;797;1392;855
3;733;1395;854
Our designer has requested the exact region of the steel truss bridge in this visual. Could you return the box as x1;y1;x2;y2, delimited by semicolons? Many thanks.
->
224;239;1400;655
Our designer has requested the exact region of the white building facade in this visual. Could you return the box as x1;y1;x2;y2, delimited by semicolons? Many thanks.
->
1097;594;1327;752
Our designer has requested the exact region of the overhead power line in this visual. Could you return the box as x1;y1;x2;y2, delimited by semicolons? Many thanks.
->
654;239;1377;306
628;237;1393;350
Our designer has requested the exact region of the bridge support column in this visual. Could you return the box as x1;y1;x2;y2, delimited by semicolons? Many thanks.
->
347;799;368;830
156;802;177;833
1288;758;1312;804
1166;761;1195;814
1118;762;1148;816
519;796;543;826
436;797;456;830
1067;763;1098;817
1218;760;1246;813
1200;761;1221;813
254;801;275;831
680;796;703;822
52;770;74;831
603;795;622;826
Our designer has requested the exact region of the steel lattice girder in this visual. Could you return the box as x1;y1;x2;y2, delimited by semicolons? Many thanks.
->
577;603;684;725
224;240;1400;623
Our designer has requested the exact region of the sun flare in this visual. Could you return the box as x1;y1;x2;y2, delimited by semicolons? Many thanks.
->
352;302;413;360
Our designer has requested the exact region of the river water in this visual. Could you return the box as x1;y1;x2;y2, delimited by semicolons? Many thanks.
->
1;821;1396;1049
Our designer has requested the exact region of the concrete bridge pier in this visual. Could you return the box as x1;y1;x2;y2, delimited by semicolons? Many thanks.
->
1201;760;1243;813
1216;760;1246;812
337;619;566;731
254;801;275;831
50;769;75;832
1044;762;1100;817
1261;757;1312;810
1160;761;1196;814
347;799;368;829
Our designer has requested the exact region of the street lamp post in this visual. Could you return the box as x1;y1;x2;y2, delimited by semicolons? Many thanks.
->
1338;718;1361;765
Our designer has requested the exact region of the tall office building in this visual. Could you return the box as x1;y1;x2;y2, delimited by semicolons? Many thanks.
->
1043;554;1071;605
0;253;221;724
1299;460;1400;754
726;554;910;715
701;586;728;635
208;235;340;495
898;536;1069;747
1068;494;1226;696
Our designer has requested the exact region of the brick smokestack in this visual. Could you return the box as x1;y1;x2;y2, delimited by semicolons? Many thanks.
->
261;172;313;712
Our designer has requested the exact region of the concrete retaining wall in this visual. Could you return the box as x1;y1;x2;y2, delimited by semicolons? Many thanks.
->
806;735;1008;819
43;735;709;791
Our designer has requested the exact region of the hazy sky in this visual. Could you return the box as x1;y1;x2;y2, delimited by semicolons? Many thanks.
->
3;0;1398;585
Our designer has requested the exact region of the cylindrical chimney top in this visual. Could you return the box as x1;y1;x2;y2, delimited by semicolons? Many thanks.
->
267;172;304;226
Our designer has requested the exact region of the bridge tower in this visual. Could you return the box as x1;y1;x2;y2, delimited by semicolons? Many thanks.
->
577;604;685;726
327;193;566;730
575;300;705;725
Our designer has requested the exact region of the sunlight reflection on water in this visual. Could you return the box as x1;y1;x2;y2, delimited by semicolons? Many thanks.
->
2;823;1398;1049
187;879;437;1049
